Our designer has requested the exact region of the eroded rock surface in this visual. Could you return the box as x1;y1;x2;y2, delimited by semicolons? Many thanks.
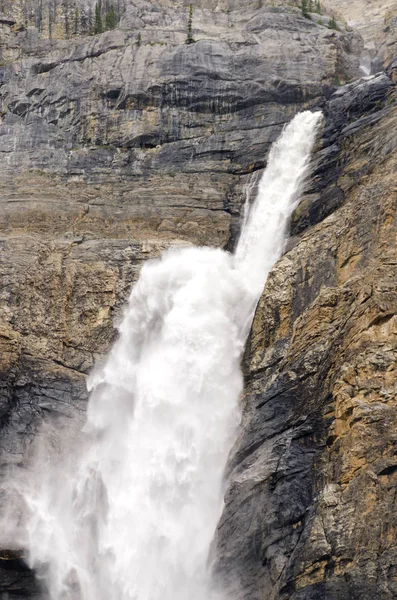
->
323;0;397;53
215;73;397;600
323;0;397;74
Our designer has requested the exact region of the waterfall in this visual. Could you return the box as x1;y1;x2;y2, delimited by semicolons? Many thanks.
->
1;110;322;600
235;110;322;297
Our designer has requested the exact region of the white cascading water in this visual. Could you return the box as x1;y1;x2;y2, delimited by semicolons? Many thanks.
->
1;110;322;600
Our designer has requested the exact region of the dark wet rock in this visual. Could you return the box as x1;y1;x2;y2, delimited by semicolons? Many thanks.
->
291;73;394;235
214;75;397;600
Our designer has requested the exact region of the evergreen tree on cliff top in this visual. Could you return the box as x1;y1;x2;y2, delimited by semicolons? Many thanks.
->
105;3;117;29
301;0;310;18
94;1;103;34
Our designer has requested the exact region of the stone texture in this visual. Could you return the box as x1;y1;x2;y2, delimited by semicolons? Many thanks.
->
214;73;397;600
322;0;397;74
0;559;42;600
323;0;397;53
291;72;394;235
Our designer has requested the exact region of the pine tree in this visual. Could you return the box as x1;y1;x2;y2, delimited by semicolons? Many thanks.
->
88;6;94;34
105;3;117;30
48;4;53;38
185;4;194;44
63;0;70;38
94;1;103;34
301;0;309;18
80;7;88;33
328;13;338;29
48;0;56;39
74;7;79;35
36;0;43;32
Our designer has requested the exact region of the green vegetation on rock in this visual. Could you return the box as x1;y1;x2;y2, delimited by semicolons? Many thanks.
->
328;14;340;30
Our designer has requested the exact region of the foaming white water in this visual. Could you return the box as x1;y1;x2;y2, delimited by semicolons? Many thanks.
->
1;110;322;600
235;110;322;297
22;249;248;600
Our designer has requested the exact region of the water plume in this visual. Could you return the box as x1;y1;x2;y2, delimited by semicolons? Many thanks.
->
0;110;322;600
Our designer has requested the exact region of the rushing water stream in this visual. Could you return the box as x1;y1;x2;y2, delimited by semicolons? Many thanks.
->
1;110;322;600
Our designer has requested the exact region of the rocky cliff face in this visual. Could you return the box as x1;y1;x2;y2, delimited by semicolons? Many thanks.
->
214;71;397;600
323;0;397;73
323;0;397;53
0;1;395;599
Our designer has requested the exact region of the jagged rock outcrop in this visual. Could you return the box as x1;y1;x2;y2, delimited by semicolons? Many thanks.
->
214;73;397;599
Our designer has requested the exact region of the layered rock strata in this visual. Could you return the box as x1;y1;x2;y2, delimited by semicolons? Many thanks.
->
215;73;397;599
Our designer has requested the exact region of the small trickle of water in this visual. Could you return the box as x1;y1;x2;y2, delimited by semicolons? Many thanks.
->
0;110;322;600
359;52;372;77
